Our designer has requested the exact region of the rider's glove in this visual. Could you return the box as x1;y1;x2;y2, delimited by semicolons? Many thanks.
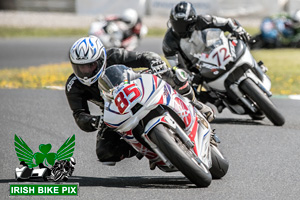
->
91;115;104;130
233;26;251;43
150;60;168;74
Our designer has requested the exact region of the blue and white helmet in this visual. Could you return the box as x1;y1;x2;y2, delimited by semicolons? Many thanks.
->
69;36;107;86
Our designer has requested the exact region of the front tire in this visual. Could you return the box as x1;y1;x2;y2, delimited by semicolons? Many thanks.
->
148;124;212;187
240;78;285;126
209;145;229;179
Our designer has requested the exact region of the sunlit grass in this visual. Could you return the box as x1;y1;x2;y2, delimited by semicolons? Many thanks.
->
0;26;166;38
251;49;300;95
0;26;260;38
0;48;299;95
0;27;89;38
0;62;72;88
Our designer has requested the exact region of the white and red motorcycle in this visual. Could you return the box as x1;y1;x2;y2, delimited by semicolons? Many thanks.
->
89;16;147;51
99;65;229;187
191;28;285;126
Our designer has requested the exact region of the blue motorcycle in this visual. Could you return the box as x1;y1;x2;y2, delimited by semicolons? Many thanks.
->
250;16;296;49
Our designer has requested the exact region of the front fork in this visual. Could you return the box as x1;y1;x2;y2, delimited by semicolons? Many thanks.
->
141;112;195;168
229;68;272;113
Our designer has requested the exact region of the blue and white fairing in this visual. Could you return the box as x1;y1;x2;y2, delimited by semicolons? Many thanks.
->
104;74;170;132
103;73;212;168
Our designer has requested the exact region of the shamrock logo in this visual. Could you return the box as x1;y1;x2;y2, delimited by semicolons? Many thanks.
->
33;144;57;166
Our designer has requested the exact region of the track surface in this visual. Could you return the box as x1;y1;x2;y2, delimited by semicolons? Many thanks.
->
0;37;163;69
0;37;299;199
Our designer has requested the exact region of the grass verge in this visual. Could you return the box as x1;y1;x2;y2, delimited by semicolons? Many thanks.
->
0;26;259;38
0;49;299;95
0;63;72;89
251;49;300;95
0;26;168;38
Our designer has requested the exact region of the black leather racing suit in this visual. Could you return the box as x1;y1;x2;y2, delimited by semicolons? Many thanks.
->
163;15;242;104
65;48;161;162
163;15;240;72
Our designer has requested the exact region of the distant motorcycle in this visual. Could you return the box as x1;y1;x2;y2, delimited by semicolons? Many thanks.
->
89;16;148;51
100;65;229;187
192;28;285;126
250;16;299;49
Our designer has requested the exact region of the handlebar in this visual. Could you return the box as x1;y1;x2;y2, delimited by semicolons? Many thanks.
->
138;67;171;77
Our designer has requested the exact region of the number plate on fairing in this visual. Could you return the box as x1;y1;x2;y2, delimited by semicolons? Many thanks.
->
199;38;236;79
114;83;142;114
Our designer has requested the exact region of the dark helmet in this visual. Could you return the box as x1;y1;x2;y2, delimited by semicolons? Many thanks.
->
98;65;134;100
169;1;197;37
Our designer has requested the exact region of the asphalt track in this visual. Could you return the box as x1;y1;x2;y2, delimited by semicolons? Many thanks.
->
0;37;163;69
0;37;299;199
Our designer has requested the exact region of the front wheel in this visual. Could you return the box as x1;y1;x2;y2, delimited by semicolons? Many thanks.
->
148;124;212;187
240;78;285;126
209;145;229;179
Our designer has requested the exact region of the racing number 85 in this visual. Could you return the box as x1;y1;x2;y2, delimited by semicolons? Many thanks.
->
114;84;141;114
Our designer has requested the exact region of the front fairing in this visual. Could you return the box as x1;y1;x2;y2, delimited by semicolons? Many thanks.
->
198;29;235;79
103;74;199;132
103;73;212;168
103;74;164;131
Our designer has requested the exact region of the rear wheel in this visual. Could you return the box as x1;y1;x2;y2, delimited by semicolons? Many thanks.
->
209;145;229;179
148;124;212;187
240;78;285;126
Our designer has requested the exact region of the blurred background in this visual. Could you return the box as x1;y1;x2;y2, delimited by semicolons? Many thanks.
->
0;0;300;28
0;0;298;17
0;0;299;95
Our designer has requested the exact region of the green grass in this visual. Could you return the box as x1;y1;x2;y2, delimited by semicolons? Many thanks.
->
251;49;300;95
0;26;167;38
0;27;89;38
0;49;299;95
0;26;260;38
0;26;299;95
244;27;259;36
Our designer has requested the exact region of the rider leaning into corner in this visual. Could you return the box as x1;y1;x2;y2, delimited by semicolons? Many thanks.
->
65;35;214;166
162;1;251;103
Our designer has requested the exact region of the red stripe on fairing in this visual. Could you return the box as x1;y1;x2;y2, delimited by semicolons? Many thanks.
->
188;117;199;155
104;122;117;128
157;95;164;105
153;75;158;89
161;116;167;123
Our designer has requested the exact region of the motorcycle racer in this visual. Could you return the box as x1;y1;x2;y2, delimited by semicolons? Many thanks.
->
162;1;251;102
66;35;214;166
66;35;164;165
90;8;146;50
